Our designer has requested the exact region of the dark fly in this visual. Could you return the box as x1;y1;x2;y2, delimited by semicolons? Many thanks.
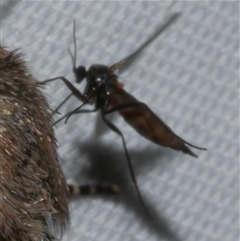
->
42;13;207;220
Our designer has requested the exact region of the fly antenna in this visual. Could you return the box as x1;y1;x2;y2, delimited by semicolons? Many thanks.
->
68;20;77;69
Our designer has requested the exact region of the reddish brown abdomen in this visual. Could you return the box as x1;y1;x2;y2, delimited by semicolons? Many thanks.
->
107;88;197;157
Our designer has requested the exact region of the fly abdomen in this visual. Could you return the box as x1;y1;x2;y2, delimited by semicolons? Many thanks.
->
108;88;205;157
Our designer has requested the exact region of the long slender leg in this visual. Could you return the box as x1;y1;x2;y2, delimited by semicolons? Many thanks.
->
51;93;73;117
101;112;153;221
64;92;97;123
40;76;86;102
68;184;121;197
53;108;97;126
53;105;99;126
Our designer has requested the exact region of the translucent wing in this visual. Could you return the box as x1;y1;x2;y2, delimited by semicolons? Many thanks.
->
109;12;180;74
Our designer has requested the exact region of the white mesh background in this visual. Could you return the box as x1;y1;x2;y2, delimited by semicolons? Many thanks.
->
1;1;238;241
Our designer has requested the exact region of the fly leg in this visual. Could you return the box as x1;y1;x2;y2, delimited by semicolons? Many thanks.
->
40;76;86;102
101;110;154;221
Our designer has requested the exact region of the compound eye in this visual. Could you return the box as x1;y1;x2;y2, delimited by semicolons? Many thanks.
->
75;66;86;83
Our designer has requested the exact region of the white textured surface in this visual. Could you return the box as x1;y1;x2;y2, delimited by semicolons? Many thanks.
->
1;1;238;241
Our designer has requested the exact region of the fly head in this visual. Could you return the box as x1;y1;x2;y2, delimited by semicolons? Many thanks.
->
83;64;117;103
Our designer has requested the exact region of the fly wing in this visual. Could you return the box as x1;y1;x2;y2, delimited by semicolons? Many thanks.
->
109;13;180;74
107;88;206;157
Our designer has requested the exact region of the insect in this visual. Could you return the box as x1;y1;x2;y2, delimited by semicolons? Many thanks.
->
42;13;207;220
0;46;70;240
0;46;122;241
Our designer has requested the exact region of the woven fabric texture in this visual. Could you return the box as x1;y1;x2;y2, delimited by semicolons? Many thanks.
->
1;1;239;241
